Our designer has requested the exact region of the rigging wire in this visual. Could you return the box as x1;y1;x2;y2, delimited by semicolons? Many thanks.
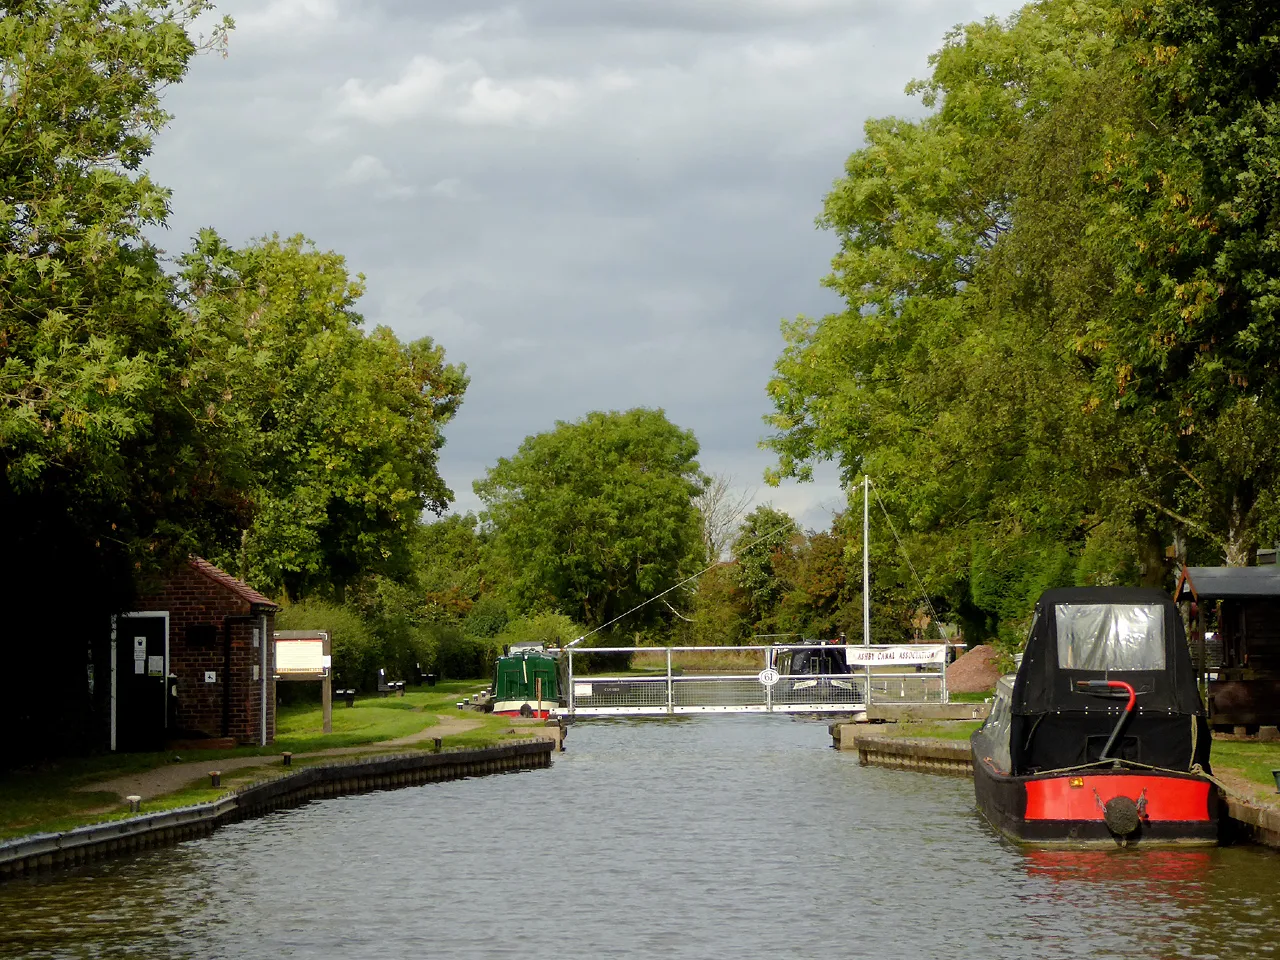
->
569;517;799;646
869;478;944;637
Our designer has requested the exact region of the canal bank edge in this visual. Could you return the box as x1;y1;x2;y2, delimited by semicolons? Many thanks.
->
0;740;554;881
836;728;1280;850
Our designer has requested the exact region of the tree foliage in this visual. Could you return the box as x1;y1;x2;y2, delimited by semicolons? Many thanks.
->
179;231;468;599
475;408;705;636
765;0;1280;643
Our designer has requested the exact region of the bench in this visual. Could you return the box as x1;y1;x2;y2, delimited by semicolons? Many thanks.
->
412;662;439;687
376;669;405;697
333;687;356;707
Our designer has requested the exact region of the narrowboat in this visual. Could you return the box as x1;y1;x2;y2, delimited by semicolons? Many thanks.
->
770;639;857;693
972;587;1218;847
490;643;563;718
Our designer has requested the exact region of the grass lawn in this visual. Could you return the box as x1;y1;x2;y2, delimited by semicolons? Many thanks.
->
1211;739;1280;795
949;691;994;703
0;679;498;841
873;720;983;741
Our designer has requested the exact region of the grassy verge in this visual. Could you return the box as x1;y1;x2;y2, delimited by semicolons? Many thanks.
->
1211;739;1280;795
872;720;983;741
948;691;994;703
0;680;499;841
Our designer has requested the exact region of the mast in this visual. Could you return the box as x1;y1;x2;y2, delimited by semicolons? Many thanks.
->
863;475;870;646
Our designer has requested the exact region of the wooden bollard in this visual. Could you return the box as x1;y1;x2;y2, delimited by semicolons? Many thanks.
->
209;771;221;787
282;752;293;766
126;795;142;813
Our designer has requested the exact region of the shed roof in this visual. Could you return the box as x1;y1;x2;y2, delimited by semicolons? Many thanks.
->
1180;565;1280;600
188;556;280;610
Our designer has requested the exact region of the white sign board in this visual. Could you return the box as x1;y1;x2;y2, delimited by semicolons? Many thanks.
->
275;638;327;674
846;644;946;666
757;667;780;687
574;683;593;697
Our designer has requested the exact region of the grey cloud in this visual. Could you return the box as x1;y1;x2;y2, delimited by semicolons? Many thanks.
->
150;0;1024;529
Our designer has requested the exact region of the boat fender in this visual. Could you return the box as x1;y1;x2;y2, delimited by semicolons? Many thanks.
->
520;703;534;718
1103;795;1141;836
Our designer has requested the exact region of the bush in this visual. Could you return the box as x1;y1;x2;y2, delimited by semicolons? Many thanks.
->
463;595;510;638
497;612;584;648
276;599;379;690
430;624;502;679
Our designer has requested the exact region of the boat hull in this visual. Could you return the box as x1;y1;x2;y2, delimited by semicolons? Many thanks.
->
973;753;1219;847
492;700;555;719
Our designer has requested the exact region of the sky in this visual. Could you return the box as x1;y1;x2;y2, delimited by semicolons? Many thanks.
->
147;0;1023;532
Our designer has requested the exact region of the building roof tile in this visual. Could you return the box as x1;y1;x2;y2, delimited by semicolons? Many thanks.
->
188;556;280;610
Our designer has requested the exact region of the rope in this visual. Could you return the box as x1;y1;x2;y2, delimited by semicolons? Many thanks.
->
869;479;943;634
571;517;800;645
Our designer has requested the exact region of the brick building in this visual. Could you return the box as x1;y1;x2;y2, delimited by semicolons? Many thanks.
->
109;557;279;751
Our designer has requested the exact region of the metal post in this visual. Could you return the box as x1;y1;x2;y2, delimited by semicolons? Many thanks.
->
322;669;333;734
940;642;949;704
864;475;872;708
567;649;575;719
666;647;673;715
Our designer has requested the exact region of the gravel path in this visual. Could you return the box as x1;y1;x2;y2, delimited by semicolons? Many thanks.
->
80;714;490;802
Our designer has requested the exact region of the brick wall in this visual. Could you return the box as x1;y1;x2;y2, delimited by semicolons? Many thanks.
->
132;564;276;744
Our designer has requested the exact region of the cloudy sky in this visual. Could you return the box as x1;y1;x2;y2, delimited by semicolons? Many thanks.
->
148;0;1021;530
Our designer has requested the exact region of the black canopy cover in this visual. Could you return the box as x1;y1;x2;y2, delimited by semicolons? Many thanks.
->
1009;587;1209;774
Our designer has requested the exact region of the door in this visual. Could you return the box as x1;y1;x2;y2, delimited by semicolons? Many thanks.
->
116;614;168;751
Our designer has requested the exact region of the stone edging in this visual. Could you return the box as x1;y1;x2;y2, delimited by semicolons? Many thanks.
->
851;734;973;777
0;740;553;881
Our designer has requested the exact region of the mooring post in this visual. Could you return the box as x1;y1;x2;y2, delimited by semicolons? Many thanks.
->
666;647;673;715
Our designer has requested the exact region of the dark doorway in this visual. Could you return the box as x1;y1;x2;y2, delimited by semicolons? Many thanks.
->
115;614;168;752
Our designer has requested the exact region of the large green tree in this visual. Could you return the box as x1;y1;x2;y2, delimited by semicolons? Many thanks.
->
179;231;469;599
1;1;238;581
475;408;705;637
0;1;235;760
761;0;1280;642
1082;0;1280;564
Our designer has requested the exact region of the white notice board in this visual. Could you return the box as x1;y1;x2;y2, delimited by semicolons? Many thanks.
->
275;638;327;674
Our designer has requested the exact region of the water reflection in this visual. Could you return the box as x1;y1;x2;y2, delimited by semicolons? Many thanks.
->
2;718;1279;960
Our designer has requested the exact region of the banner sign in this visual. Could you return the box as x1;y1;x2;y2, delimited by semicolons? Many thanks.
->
846;644;945;666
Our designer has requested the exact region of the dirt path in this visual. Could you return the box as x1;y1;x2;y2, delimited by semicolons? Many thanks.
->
80;714;488;802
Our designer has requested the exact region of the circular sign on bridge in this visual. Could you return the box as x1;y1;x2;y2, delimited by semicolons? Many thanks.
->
757;667;780;687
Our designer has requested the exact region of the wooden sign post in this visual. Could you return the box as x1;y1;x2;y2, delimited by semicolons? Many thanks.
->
274;631;333;733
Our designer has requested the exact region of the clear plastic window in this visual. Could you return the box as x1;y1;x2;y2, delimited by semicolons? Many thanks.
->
1055;603;1166;671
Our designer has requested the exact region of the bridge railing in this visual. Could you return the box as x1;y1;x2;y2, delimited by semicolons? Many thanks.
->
562;645;946;717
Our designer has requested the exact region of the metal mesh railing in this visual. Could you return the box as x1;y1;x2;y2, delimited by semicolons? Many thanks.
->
563;645;946;716
864;674;945;703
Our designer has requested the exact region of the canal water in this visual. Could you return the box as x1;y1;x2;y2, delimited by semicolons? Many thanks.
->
3;717;1279;959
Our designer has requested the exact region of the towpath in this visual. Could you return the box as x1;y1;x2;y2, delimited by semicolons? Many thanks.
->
79;714;493;802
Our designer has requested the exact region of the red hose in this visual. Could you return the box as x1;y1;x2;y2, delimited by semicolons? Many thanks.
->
1108;680;1136;713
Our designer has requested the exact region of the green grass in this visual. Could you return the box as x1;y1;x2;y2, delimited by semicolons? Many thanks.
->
949;691;994;703
0;680;493;841
874;720;983;741
1211;739;1280;793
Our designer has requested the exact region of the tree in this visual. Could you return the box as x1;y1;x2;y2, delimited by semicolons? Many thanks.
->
694;472;754;562
475;408;705;637
1;2;239;584
730;505;801;633
179;231;469;599
0;1;235;760
1082;0;1280;564
762;0;1176;641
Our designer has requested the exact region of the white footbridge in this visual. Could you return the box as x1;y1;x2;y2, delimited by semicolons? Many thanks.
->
559;644;952;719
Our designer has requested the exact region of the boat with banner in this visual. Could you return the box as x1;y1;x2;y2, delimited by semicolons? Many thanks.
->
490;643;563;718
971;587;1218;847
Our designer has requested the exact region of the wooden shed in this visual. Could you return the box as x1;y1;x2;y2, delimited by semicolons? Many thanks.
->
1178;564;1280;732
108;557;279;751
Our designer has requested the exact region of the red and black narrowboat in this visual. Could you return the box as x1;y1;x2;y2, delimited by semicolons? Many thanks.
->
972;587;1218;847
